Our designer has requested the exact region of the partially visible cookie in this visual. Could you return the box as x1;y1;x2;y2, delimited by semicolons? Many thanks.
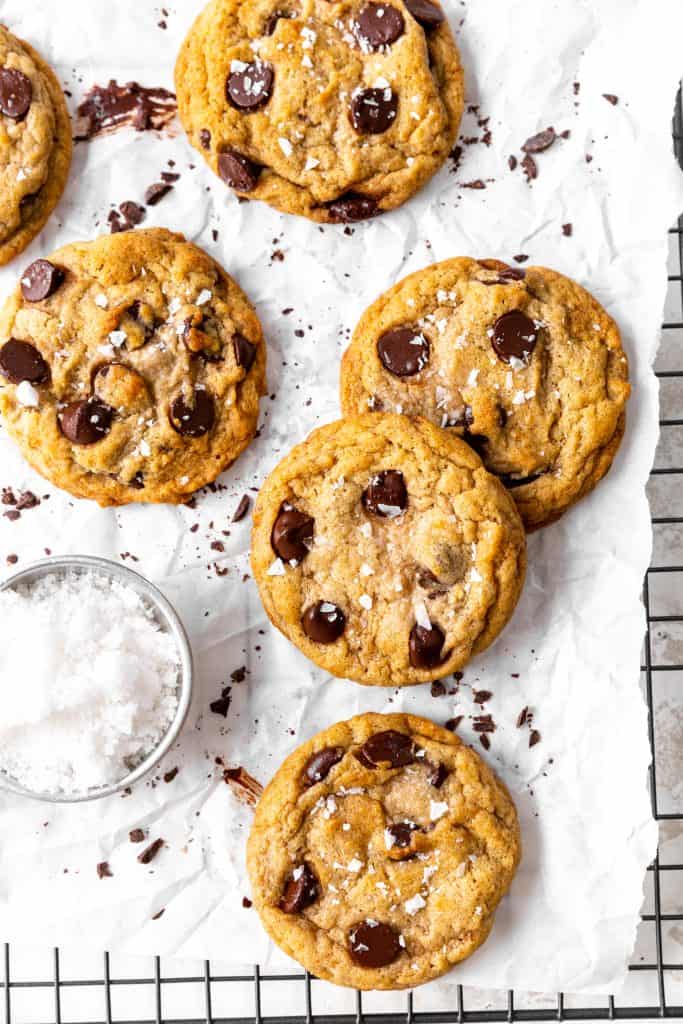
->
247;712;521;990
0;228;266;505
0;26;72;266
340;258;630;530
251;414;526;686
175;0;464;223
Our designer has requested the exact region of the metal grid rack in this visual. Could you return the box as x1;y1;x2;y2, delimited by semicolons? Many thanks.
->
1;92;682;1024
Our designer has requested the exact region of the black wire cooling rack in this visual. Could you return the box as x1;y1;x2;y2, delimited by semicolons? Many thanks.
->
2;91;682;1024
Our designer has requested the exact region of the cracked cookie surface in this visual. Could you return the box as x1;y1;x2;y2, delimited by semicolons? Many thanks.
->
247;712;521;990
0;25;72;266
251;414;526;686
0;228;266;505
175;0;463;223
340;258;631;530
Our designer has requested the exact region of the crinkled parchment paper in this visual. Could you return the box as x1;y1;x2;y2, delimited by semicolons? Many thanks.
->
0;0;682;998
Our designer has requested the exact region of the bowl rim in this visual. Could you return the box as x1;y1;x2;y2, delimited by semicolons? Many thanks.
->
0;554;194;804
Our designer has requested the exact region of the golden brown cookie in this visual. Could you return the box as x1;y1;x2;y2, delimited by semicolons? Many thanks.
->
251;414;526;686
0;228;266;505
247;712;521;989
340;258;630;530
175;0;464;223
0;26;72;266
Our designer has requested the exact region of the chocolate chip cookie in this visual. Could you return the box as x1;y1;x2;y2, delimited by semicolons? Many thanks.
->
340;259;630;530
251;414;526;686
0;26;72;266
0;228;266;505
247;712;521;989
175;0;464;223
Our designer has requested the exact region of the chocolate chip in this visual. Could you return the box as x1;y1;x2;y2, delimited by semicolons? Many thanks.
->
199;128;211;149
233;332;257;371
302;746;344;786
522;127;556;153
119;201;146;226
169;390;215;437
477;259;525;284
404;0;445;27
21;260;64;302
302;601;346;643
386;821;419;848
361;470;407;517
279;862;319;913
58;398;113;445
491;310;538;364
226;61;274;111
348;920;402;968
145;182;173;205
409;622;447;669
326;192;378;223
0;68;32;119
272;503;314;563
218;149;262;192
377;327;429;377
97;861;113;879
349;87;398;134
263;9;294;35
129;828;146;843
426;761;448;787
357;730;414;768
0;339;49;384
356;3;405;48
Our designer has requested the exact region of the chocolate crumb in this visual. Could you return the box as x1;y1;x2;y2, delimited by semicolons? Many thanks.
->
513;254;528;263
479;734;491;751
521;154;537;182
562;223;573;236
97;861;113;879
516;706;529;728
603;94;619;106
6;554;17;565
430;681;446;697
145;182;173;206
129;828;146;843
138;838;165;864
508;154;517;171
522;127;556;154
152;908;165;920
472;689;492;704
445;716;463;732
529;729;542;748
242;897;253;908
163;767;179;783
210;688;232;718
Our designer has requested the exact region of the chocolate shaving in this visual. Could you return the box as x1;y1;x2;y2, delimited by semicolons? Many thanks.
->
516;706;529;728
472;689;492;704
472;714;496;734
138;838;165;864
232;494;251;522
224;766;263;807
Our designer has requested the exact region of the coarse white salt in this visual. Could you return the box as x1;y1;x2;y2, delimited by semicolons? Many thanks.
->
0;572;180;795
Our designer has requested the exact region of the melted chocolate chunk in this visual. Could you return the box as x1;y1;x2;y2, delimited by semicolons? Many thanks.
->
377;327;429;377
357;730;414;768
491;310;538;364
348;920;402;967
218;149;262;192
416;567;450;596
361;470;407;517
326;192;378;223
74;81;177;140
169;389;215;437
279;862;319;913
356;3;405;48
0;339;49;384
0;68;32;119
21;260;65;302
226;61;274;111
497;470;544;489
271;503;314;563
349;87;398;134
264;9;294;35
386;821;419;848
58;398;113;445
404;0;444;27
233;332;257;371
302;746;344;786
409;622;447;669
302;601;346;643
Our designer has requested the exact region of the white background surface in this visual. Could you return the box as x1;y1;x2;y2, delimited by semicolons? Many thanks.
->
0;0;682;1014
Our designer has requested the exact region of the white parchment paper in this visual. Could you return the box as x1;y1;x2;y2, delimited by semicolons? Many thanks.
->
0;0;682;998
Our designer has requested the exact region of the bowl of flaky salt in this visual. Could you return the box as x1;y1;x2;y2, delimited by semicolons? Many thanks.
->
0;555;193;802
